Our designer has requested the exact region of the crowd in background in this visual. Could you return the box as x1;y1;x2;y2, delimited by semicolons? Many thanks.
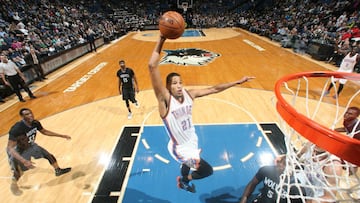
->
0;0;117;65
0;0;359;99
1;0;359;61
183;0;360;65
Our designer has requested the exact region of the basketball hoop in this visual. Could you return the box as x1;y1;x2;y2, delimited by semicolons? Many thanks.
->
274;71;360;202
275;71;360;166
181;2;188;12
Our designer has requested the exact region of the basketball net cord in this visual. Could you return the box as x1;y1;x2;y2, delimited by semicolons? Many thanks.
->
274;74;360;202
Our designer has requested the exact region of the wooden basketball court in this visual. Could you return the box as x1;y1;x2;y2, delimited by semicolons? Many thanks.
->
0;28;358;203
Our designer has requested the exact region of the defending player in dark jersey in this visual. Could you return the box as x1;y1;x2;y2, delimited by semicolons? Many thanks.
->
239;155;303;203
335;106;360;140
116;59;139;119
335;106;359;175
7;108;71;194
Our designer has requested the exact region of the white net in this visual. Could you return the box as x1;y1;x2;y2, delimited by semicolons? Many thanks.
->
274;71;360;202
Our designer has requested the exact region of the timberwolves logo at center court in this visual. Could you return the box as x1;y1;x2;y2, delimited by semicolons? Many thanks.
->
160;48;220;66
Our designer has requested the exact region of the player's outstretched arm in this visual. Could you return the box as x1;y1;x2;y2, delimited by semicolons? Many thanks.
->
239;176;259;203
39;128;71;140
189;76;255;98
148;35;170;116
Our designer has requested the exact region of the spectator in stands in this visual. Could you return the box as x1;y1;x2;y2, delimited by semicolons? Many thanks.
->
16;20;28;35
24;47;46;81
0;37;8;51
3;33;15;49
22;41;31;53
10;39;22;50
8;21;25;40
33;39;50;57
350;24;360;39
7;47;26;67
77;34;86;44
8;21;18;34
86;27;96;52
0;27;6;38
12;12;21;21
341;28;354;41
335;12;347;28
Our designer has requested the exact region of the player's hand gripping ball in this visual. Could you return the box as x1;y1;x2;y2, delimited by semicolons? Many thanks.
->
159;11;185;39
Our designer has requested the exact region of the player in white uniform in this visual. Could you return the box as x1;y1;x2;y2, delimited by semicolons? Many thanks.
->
148;35;255;193
296;144;343;203
324;46;360;98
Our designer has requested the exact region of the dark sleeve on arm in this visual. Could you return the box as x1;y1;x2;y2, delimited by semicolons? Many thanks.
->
255;166;267;182
33;120;43;131
129;68;135;77
9;129;17;141
9;123;21;141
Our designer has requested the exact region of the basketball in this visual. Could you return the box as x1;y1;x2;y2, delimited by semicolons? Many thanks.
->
159;11;185;39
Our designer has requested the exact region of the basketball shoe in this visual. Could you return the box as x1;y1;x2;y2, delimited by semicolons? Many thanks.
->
176;176;196;193
10;179;22;196
55;167;72;176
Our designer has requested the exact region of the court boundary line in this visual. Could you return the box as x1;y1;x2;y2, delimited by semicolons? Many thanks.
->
87;124;130;203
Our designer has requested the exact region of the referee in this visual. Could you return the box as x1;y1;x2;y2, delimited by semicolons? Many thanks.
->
0;54;36;102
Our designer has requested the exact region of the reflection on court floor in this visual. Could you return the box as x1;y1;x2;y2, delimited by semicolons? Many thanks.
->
182;29;205;37
122;123;281;203
142;29;205;38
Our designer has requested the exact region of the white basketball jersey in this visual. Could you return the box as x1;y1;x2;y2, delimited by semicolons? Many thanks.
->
297;151;341;198
162;89;197;145
339;53;358;72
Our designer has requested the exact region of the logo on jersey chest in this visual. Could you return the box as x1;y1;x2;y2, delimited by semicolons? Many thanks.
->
160;48;220;66
171;105;192;119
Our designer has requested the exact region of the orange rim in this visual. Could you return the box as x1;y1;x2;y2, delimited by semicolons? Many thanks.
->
275;71;360;166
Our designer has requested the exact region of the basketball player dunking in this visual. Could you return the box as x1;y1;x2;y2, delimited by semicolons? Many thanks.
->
148;34;255;192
